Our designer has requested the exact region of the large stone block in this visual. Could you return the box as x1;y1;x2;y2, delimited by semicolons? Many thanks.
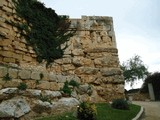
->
75;67;99;75
0;39;12;46
18;69;31;79
50;82;60;91
3;57;16;63
31;71;41;80
101;68;122;77
36;81;50;90
0;51;14;58
3;79;22;88
0;97;31;118
0;66;7;77
8;68;18;78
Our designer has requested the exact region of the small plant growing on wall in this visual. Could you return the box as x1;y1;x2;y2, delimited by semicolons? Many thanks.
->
60;81;72;97
2;73;12;81
17;82;27;90
35;80;40;85
38;94;52;104
69;79;80;88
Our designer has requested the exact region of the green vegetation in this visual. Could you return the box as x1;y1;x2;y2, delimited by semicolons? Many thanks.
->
77;102;97;120
17;82;27;90
38;94;52;104
121;55;149;86
13;0;75;66
35;80;41;85
35;103;141;120
69;79;80;88
111;99;129;110
2;73;12;81
60;81;72;96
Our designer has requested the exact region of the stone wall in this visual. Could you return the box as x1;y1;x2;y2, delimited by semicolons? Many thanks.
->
0;0;124;119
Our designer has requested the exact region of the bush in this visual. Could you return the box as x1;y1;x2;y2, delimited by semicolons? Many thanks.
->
17;82;27;90
111;99;129;110
38;94;52;104
77;102;97;120
69;79;79;88
3;73;12;81
60;81;72;96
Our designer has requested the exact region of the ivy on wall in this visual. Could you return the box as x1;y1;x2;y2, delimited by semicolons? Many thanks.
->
13;0;75;66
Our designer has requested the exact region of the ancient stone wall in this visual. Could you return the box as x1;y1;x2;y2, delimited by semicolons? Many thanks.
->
0;0;124;119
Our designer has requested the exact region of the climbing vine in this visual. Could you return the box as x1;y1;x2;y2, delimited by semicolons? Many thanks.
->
13;0;75;66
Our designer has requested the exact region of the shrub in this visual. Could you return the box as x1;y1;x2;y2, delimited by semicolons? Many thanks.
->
69;79;79;88
38;94;52;104
3;73;12;81
17;82;27;90
77;102;97;120
60;81;72;96
111;99;129;110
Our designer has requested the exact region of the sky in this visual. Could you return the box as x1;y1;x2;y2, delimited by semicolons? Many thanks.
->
40;0;160;89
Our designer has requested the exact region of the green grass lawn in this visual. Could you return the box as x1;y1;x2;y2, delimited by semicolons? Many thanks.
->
35;103;141;120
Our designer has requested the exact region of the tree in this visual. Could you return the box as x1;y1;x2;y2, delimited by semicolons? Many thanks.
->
141;72;160;100
121;55;149;86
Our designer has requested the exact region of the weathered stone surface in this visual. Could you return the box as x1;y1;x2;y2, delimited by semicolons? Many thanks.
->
49;82;60;91
49;73;57;82
0;88;18;94
31;71;41;80
3;79;22;88
26;89;41;97
3;57;16;63
101;68;122;77
58;97;79;107
72;49;84;56
0;97;31;118
78;84;92;95
18;69;31;79
0;66;7;77
36;81;50;90
75;67;99;75
8;68;18;78
43;90;62;98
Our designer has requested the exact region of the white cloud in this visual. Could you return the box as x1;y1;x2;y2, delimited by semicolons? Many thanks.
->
116;33;160;73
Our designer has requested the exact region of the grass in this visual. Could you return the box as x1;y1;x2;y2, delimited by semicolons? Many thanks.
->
35;103;141;120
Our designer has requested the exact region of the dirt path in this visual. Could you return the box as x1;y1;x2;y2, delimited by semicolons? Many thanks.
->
133;101;160;120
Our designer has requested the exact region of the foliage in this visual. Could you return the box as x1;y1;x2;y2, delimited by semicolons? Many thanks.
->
111;99;129;110
121;55;149;86
13;0;75;66
36;103;141;120
2;73;12;81
69;79;80;88
141;72;160;100
60;81;72;96
38;94;52;104
17;82;27;90
77;102;97;120
35;80;41;85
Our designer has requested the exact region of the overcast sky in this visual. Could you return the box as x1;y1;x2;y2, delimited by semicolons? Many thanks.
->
40;0;160;74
